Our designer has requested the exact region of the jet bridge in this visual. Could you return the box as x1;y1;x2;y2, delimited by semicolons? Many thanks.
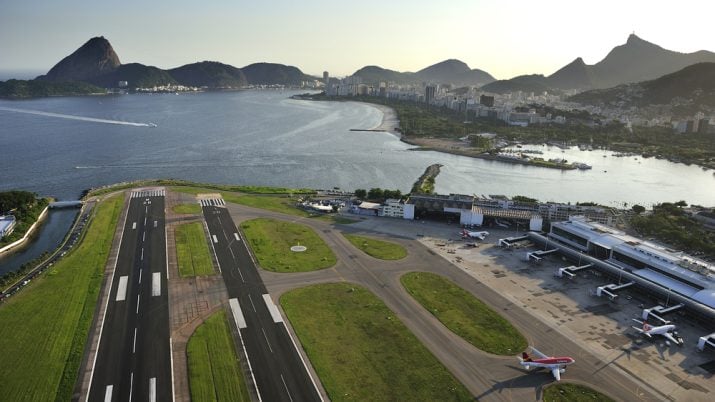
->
697;333;715;352
596;281;635;299
555;263;594;278
642;304;685;323
526;248;558;263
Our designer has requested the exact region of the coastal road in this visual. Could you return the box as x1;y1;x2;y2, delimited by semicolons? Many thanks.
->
87;190;172;402
201;199;322;402
224;204;662;402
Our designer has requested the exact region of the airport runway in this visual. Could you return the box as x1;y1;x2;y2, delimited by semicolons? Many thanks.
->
225;205;662;402
201;201;322;402
87;190;171;402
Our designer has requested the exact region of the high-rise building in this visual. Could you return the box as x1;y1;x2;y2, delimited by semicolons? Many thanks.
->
425;85;436;104
323;71;329;83
480;95;494;107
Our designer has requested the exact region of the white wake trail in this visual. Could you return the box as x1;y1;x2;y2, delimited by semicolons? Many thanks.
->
0;106;156;127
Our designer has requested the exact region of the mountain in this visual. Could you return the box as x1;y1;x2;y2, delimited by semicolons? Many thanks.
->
589;34;715;88
352;65;415;84
90;63;177;88
547;57;594;90
169;61;247;88
569;63;715;114
37;36;120;82
480;74;552;94
351;59;494;86
241;62;312;85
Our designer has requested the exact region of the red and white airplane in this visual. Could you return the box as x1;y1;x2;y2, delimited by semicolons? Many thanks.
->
517;347;575;381
461;229;489;240
631;319;684;346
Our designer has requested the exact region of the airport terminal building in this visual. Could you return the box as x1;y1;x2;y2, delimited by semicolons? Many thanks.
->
548;218;715;312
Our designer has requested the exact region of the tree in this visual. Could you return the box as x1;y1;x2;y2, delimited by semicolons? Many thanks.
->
631;204;645;215
674;200;688;208
354;189;367;199
367;188;384;201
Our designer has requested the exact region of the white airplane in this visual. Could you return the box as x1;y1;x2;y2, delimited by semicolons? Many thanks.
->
631;319;684;346
517;347;575;381
461;229;489;240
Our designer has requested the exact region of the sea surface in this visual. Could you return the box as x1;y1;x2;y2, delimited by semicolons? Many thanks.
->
1;90;714;274
1;90;713;207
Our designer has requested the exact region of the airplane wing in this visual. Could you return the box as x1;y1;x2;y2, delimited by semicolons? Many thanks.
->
663;332;681;345
551;367;561;381
530;347;548;359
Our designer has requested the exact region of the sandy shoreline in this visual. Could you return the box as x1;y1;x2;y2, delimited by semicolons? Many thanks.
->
361;102;400;134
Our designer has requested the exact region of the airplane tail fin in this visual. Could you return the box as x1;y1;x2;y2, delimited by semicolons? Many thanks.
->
521;352;532;362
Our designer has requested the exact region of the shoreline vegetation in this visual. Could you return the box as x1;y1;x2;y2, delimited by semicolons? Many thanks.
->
293;93;715;171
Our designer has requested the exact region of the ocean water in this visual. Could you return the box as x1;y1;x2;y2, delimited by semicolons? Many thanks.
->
0;89;713;208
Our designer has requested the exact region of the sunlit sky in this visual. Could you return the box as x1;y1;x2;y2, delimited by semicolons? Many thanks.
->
1;0;714;79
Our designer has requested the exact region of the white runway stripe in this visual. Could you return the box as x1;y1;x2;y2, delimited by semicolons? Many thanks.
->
104;385;113;402
199;198;225;206
116;276;128;301
152;272;161;296
229;298;248;329
149;378;156;402
130;189;165;198
263;294;284;323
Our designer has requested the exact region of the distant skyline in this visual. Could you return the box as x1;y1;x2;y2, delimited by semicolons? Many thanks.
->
2;0;714;80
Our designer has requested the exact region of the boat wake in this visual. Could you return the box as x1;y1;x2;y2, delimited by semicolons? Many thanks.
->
0;106;156;127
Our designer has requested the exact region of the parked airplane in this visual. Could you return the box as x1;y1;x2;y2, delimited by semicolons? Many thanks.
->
631;319;684;346
461;229;489;240
517;347;575;381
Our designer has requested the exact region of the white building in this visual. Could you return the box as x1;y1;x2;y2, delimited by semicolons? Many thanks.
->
0;215;16;238
379;199;405;218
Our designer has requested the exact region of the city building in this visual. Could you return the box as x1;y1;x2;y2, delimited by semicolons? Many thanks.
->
379;199;406;218
425;85;436;104
479;94;494;107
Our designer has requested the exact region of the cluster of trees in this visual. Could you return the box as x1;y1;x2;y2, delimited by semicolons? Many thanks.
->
630;201;715;259
354;188;402;202
0;190;39;215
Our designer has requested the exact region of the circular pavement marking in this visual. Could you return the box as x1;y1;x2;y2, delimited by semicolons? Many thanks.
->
291;245;307;252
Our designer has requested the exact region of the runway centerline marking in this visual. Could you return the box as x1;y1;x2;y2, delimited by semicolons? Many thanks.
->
152;272;161;296
142;231;145;242
229;298;247;329
140;247;144;261
128;372;134;402
262;294;284;323
248;294;257;312
132;328;137;353
144;217;147;226
136;294;140;314
261;327;274;353
116;276;128;301
103;385;113;402
139;268;142;284
281;374;294;402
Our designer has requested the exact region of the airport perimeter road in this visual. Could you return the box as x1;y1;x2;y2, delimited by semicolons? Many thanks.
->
87;190;171;402
201;201;322;402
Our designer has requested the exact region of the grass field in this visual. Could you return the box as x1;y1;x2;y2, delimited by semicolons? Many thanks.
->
0;194;124;401
343;234;407;260
401;272;527;355
175;222;215;277
172;203;202;215
187;310;251;402
280;283;473;401
240;218;336;272
543;383;615;402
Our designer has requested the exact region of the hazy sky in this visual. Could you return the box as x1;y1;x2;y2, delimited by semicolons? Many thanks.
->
2;0;714;79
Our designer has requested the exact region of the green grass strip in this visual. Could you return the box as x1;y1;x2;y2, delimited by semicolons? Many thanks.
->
281;283;473;401
172;203;202;215
175;222;215;277
240;218;336;272
401;272;527;355
543;383;615;402
0;194;124;401
343;234;407;260
187;310;251;402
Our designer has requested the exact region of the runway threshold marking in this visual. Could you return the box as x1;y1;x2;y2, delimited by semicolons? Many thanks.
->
280;374;294;402
262;294;284;323
152;272;161;296
116;276;128;301
229;298;248;329
103;385;113;402
149;377;156;402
